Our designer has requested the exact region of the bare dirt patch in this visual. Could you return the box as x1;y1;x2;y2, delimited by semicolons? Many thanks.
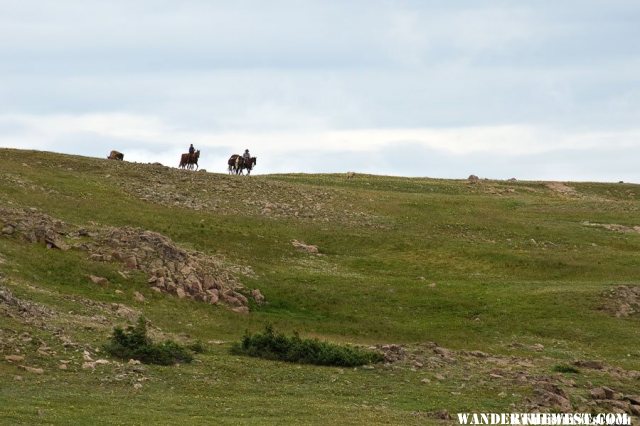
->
601;285;640;317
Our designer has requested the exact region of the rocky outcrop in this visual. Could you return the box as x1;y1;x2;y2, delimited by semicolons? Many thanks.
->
0;207;263;312
0;207;72;250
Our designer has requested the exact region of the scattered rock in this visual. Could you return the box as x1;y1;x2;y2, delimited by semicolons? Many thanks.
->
378;344;406;363
110;303;140;321
133;291;145;303
251;289;265;304
231;306;249;314
87;275;109;286
574;360;604;370
468;175;480;183
534;382;572;412
433;346;455;361
624;395;640;406
291;239;319;254
432;409;451;420
19;365;44;374
0;285;55;321
590;387;615;400
5;354;25;362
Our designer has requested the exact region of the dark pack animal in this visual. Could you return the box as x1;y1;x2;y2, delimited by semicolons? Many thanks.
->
227;155;256;175
107;150;124;161
179;150;200;170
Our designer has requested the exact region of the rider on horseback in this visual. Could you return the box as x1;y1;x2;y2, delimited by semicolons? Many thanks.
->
189;144;195;162
235;149;250;171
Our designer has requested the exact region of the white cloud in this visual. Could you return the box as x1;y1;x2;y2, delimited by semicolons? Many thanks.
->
1;112;638;181
0;1;639;181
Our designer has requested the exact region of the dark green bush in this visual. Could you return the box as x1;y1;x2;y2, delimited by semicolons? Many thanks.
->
231;325;383;367
188;340;206;354
103;317;193;365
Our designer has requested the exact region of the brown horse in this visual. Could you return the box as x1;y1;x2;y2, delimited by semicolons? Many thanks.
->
179;150;200;170
228;154;240;174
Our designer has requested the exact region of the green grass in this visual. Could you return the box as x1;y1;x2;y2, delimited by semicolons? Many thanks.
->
1;148;640;424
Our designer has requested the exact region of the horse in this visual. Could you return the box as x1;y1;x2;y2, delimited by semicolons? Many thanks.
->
179;150;200;170
228;154;240;174
238;156;257;175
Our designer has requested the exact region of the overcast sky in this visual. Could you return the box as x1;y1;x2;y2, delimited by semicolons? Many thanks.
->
1;1;639;181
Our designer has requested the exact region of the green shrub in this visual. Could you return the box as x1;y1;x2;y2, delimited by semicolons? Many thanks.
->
103;317;193;365
552;364;580;374
231;325;383;367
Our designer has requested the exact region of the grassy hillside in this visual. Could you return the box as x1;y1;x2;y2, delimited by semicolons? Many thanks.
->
1;148;639;424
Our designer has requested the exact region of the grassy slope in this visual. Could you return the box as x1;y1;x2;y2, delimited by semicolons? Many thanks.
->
0;148;639;424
